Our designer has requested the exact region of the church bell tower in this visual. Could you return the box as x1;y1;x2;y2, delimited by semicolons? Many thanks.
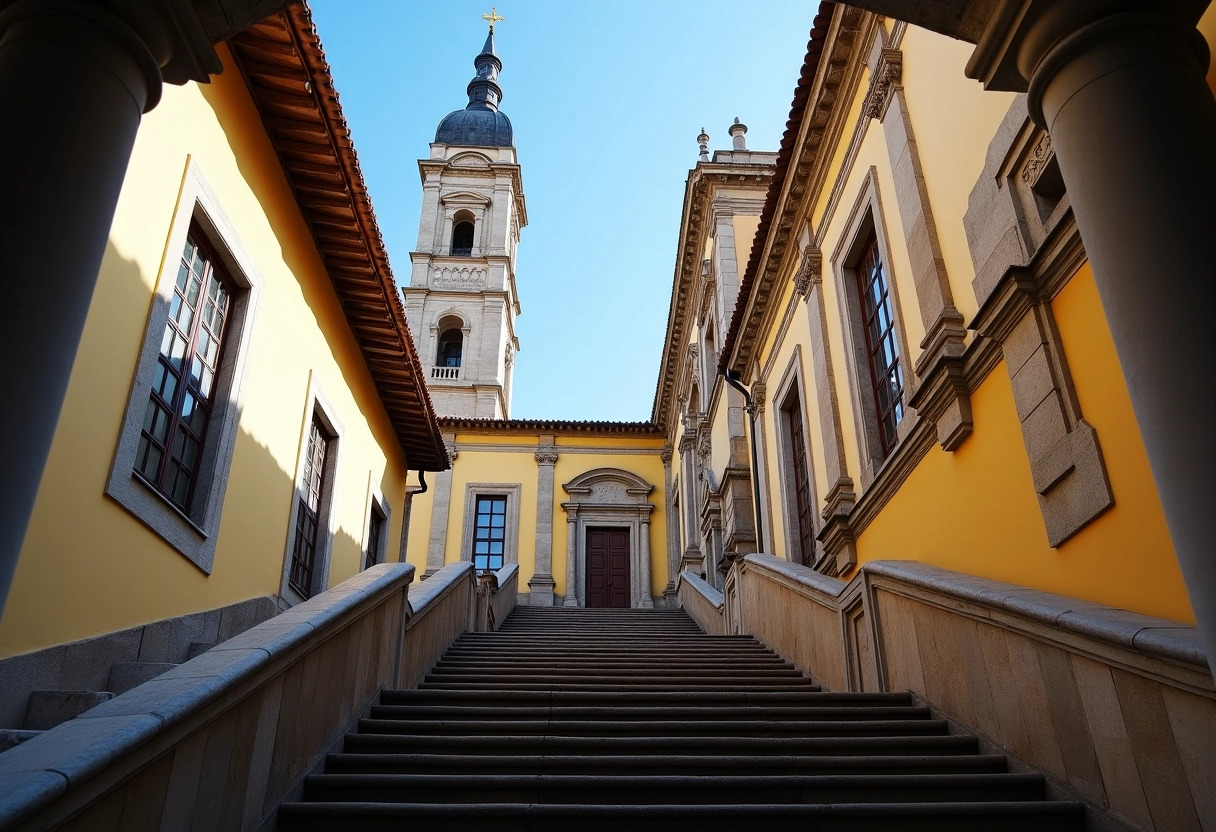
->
402;17;525;419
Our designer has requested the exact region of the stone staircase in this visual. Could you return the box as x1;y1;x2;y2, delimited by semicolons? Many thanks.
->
278;607;1086;830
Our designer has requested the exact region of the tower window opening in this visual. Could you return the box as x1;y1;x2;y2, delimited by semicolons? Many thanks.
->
451;213;475;256
438;328;464;367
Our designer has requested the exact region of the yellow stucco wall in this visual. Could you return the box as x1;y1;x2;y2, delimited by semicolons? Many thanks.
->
746;24;1192;623
405;431;669;601
0;46;409;657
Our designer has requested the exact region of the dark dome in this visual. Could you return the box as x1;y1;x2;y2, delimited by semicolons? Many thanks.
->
435;108;514;148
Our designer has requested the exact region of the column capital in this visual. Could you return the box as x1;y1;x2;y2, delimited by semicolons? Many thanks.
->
964;1;1210;124
534;450;558;466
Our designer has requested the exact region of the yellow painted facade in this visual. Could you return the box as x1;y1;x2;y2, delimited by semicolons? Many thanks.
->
0;46;421;657
406;428;669;601
680;12;1200;626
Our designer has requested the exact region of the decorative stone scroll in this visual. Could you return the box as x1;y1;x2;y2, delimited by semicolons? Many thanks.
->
863;48;902;120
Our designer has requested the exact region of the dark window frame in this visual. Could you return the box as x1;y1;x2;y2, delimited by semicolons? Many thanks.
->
289;414;333;598
471;494;508;572
450;219;475;256
133;228;234;512
781;389;816;567
853;233;904;457
364;502;386;571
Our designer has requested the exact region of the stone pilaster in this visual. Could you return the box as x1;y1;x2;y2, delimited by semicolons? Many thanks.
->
677;433;704;575
797;249;857;571
562;504;579;607
424;442;458;578
661;445;679;599
866;46;971;452
529;447;558;605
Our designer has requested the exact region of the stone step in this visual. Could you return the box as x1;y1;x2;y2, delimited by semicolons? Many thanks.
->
379;689;911;707
22;690;113;730
277;801;1086;831
356;717;948;739
280;607;1083;831
341;733;982;757
323;752;1010;777
367;704;931;722
423;665;807;678
107;661;179;695
415;679;822;692
299;772;1048;805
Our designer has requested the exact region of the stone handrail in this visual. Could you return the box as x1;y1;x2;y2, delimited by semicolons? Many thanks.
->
728;554;1214;829
677;570;725;634
0;560;477;831
488;563;519;631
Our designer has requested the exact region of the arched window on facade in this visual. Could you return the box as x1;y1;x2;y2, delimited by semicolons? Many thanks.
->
450;210;475;256
437;326;464;368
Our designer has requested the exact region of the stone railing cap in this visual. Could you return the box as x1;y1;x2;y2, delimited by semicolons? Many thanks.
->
865;560;1207;670
743;553;848;598
678;570;725;609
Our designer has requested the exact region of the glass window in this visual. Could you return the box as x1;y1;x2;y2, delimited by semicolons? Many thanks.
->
855;235;904;456
134;231;232;511
365;505;385;571
472;495;507;571
290;415;331;597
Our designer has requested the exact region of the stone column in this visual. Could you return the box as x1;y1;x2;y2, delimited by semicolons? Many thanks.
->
637;512;655;608
660;445;679;599
562;504;579;607
529;448;558;605
678;432;704;575
424;443;457;578
0;0;226;616
970;1;1216;670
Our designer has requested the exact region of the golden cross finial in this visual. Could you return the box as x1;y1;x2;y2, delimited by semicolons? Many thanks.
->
482;7;505;31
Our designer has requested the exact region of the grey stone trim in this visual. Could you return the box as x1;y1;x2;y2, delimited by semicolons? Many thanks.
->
449;442;660;455
529;442;558;605
973;273;1113;546
424;460;456;578
879;75;970;451
561;468;658;609
459;482;523;569
104;159;263;574
0;596;280;730
359;473;392;570
863;560;1210;687
279;375;345;603
863;47;902;120
770;346;827;570
829;166;919;488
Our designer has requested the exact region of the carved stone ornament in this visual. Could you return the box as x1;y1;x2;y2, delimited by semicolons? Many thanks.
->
534;450;559;466
445;443;459;464
504;343;514;368
433;265;485;287
750;381;767;415
660;445;673;464
792;246;822;298
863;49;903;120
1021;131;1054;186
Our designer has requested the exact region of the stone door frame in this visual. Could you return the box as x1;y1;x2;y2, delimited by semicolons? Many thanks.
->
560;468;656;609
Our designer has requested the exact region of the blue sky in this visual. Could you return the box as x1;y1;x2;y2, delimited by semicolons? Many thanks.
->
308;0;815;421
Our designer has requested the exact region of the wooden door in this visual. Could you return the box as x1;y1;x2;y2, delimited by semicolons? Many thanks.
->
585;527;630;608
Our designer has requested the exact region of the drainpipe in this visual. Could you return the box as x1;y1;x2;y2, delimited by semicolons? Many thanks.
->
723;369;764;554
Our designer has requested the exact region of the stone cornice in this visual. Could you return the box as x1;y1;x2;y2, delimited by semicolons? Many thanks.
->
651;160;776;431
724;3;870;378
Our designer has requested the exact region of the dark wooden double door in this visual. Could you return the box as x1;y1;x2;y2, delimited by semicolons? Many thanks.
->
585;527;630;608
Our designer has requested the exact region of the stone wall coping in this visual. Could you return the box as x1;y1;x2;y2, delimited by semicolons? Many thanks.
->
677;571;725;610
408;561;474;614
0;562;416;828
743;553;848;599
864;560;1208;670
494;563;519;590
